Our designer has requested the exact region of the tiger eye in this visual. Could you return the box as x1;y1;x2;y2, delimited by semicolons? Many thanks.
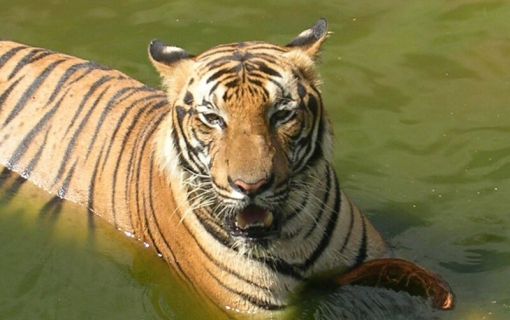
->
271;109;297;128
204;113;222;124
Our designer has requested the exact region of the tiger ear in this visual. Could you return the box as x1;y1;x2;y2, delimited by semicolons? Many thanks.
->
148;40;195;99
148;39;194;74
286;18;329;60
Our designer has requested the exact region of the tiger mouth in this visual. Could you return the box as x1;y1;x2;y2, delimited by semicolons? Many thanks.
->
228;205;281;241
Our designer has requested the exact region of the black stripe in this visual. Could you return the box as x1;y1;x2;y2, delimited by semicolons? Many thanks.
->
3;59;67;127
266;77;285;93
98;95;166;170
0;76;24;111
64;75;114;135
189;127;206;152
209;74;237;94
222;77;239;89
191;208;230;246
340;198;355;252
7;89;71;169
247;52;280;64
246;77;267;94
141;187;210;304
301;169;341;270
8;49;54;80
173;112;208;175
199;48;236;60
246;78;270;100
180;128;209;173
67;65;99;86
296;132;310;148
183;91;194;105
123;97;166;215
294;98;324;173
52;84;113;186
297;82;306;98
175;105;188;120
354;215;368;267
247;44;287;52
303;165;331;239
57;160;77;198
131;130;146;229
266;258;304;280
285;190;310;222
124;131;144;214
87;143;107;213
145;148;197;292
205;268;286;311
178;207;277;291
206;66;238;84
307;94;319;118
0;45;26;69
28;50;54;64
83;86;141;155
202;56;236;70
256;61;282;78
131;112;168;229
109;101;165;225
20;129;51;179
85;86;153;158
47;62;94;105
169;125;197;174
7;48;44;79
302;117;324;169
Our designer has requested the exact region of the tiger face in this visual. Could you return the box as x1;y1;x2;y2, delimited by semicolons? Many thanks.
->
151;20;332;253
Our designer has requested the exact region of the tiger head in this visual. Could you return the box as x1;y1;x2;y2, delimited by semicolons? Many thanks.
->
150;19;333;254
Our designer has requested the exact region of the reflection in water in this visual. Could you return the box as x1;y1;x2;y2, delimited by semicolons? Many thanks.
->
0;182;225;320
296;286;438;320
440;249;510;274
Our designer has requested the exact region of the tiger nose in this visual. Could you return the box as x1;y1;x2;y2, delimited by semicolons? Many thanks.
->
230;177;271;196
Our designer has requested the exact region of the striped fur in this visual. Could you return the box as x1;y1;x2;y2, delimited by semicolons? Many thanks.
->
0;20;388;315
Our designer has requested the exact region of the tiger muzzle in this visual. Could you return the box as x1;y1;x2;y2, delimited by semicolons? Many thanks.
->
227;204;281;241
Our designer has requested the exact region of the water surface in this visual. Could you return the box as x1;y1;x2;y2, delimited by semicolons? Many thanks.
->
0;0;509;319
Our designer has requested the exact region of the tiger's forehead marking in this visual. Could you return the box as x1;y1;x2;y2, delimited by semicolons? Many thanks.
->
191;42;297;109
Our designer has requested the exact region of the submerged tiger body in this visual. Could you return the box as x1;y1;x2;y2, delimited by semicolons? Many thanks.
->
0;20;388;314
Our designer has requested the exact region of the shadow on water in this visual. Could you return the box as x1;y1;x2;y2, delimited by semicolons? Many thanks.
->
368;202;432;240
293;285;440;320
0;179;224;320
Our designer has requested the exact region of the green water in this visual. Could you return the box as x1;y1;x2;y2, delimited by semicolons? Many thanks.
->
1;0;509;319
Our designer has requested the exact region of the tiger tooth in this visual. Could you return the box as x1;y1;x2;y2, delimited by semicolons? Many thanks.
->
264;211;274;228
236;215;248;229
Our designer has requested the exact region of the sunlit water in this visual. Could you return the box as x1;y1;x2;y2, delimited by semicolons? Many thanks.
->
0;0;509;319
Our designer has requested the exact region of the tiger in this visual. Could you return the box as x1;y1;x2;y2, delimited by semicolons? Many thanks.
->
0;19;389;315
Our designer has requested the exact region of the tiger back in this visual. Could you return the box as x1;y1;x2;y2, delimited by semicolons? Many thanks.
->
0;19;389;315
